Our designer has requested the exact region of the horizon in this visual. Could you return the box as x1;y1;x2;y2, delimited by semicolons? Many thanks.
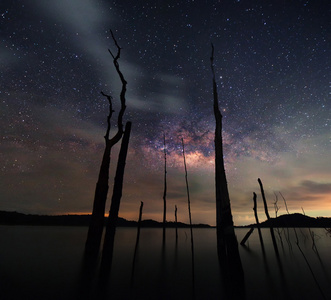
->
1;1;330;227
2;209;330;228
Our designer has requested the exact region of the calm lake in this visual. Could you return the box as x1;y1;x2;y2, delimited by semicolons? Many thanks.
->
0;226;330;299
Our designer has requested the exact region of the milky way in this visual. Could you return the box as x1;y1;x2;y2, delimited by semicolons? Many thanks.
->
1;0;330;225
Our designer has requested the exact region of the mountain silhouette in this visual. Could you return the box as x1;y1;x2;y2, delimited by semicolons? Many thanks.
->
252;213;331;228
0;211;211;228
1;211;330;228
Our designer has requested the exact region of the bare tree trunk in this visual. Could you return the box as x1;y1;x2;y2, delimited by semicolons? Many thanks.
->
252;192;259;225
210;44;234;238
175;205;178;242
240;227;254;246
100;121;132;275
210;44;245;299
240;192;262;246
181;138;195;291
162;133;167;242
258;178;279;256
85;30;127;256
258;178;271;220
258;178;271;223
253;192;265;252
181;138;193;229
137;201;144;237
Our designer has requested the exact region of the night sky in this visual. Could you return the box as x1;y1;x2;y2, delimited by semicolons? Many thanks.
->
1;0;330;225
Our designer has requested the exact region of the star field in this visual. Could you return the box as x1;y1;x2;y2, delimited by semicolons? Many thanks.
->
1;0;330;225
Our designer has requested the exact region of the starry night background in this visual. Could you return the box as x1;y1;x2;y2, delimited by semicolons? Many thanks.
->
1;0;330;225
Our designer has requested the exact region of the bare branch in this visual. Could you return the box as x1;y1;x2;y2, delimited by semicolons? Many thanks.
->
107;29;127;147
273;191;280;218
279;191;290;214
253;192;260;225
109;30;121;59
182;137;193;228
85;30;128;256
258;178;270;220
100;91;115;141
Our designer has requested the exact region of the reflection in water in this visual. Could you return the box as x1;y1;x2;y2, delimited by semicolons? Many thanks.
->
293;227;327;300
130;201;144;286
257;226;265;255
217;231;246;300
77;254;99;300
190;235;196;300
0;226;331;300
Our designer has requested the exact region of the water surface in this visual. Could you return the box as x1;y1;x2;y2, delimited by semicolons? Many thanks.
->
0;226;330;299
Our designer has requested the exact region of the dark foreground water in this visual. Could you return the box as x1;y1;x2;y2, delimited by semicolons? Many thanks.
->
0;226;330;300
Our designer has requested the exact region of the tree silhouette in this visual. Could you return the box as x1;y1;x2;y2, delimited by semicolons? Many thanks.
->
181;137;195;292
258;178;279;257
100;121;132;275
211;44;245;299
210;44;235;238
162;133;167;242
85;30;127;256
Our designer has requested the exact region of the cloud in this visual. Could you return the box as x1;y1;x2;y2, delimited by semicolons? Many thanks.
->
35;0;190;116
36;0;113;39
35;0;123;85
0;98;112;214
299;180;331;194
126;70;189;114
128;93;187;114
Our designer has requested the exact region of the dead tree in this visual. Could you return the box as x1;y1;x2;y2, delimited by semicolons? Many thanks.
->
240;193;256;246
253;192;259;225
181;138;195;289
100;121;132;274
258;178;270;220
240;193;265;253
211;45;235;237
85;30;127;256
253;192;265;252
175;205;178;241
258;178;271;223
258;178;279;256
211;44;245;299
137;201;144;240
162;133;167;242
240;227;254;246
181;138;193;231
274;192;280;218
240;192;265;247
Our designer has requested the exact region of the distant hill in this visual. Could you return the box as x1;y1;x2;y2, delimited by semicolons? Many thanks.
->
2;211;330;228
0;211;211;228
250;213;331;228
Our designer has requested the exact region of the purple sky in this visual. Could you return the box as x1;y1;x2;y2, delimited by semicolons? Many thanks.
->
1;0;330;225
